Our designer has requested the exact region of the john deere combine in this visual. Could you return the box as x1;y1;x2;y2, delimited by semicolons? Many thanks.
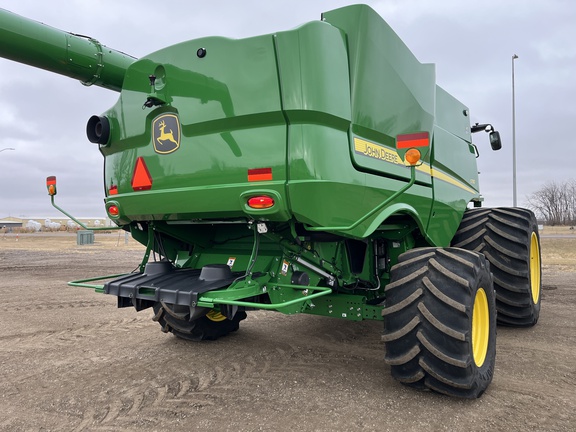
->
0;4;541;398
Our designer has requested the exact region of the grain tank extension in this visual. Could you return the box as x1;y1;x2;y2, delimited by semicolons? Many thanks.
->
0;5;542;398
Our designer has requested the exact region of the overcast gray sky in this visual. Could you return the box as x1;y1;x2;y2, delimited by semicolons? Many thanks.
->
0;0;574;218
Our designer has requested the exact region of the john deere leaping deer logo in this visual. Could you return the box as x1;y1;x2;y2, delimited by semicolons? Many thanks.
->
152;113;180;154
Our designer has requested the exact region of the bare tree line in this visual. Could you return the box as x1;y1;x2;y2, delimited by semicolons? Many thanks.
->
527;179;576;225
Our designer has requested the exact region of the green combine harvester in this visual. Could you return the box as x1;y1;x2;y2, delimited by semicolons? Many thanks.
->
0;4;541;398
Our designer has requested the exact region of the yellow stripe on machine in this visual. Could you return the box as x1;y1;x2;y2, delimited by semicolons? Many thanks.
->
430;168;477;194
353;137;476;195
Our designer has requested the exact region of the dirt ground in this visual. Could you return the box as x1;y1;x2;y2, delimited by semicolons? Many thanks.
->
0;232;574;431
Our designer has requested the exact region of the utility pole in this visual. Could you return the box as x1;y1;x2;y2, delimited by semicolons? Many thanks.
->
512;54;518;207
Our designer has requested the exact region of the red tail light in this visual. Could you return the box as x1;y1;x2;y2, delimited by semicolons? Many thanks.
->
247;195;275;209
107;205;119;217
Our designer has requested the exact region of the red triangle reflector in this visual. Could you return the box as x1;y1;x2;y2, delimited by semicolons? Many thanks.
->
131;157;153;191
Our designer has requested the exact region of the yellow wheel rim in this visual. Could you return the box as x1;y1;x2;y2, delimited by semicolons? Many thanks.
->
206;310;227;322
530;232;541;304
472;288;490;368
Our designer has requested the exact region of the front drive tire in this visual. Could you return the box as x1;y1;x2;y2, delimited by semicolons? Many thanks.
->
452;207;541;327
382;247;496;398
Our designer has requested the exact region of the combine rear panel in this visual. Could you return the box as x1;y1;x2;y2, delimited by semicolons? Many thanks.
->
103;5;479;244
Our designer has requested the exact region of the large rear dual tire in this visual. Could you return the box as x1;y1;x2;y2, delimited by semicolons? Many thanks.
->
452;207;541;327
383;247;496;398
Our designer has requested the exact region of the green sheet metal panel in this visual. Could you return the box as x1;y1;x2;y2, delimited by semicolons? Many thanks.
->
102;35;289;222
95;4;477;244
322;5;435;182
426;87;481;246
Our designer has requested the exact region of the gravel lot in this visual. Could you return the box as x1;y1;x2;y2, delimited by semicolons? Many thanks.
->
0;232;574;431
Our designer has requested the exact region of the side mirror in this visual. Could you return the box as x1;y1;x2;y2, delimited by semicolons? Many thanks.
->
489;131;502;151
471;123;502;151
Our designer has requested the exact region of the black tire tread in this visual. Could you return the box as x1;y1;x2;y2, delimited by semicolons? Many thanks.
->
383;247;496;398
452;207;541;327
152;302;246;341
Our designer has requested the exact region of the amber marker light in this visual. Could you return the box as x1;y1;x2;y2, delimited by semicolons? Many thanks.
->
46;176;57;196
405;148;421;165
247;195;275;209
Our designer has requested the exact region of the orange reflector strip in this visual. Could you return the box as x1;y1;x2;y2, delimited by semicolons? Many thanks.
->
107;205;119;216
248;195;275;209
248;168;272;182
131;157;153;191
109;185;118;195
397;132;429;149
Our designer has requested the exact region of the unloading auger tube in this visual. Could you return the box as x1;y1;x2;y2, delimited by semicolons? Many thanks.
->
0;8;135;91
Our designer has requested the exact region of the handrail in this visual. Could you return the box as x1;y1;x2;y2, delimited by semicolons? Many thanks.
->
69;273;332;311
68;273;129;293
51;195;121;231
205;283;332;310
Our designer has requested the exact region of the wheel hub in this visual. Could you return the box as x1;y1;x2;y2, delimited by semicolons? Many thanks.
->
472;287;489;367
530;232;541;305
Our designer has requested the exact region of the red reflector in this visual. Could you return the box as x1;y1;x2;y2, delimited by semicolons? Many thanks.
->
131;157;153;191
248;168;272;182
107;205;119;216
248;195;275;209
396;132;430;149
109;185;118;195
